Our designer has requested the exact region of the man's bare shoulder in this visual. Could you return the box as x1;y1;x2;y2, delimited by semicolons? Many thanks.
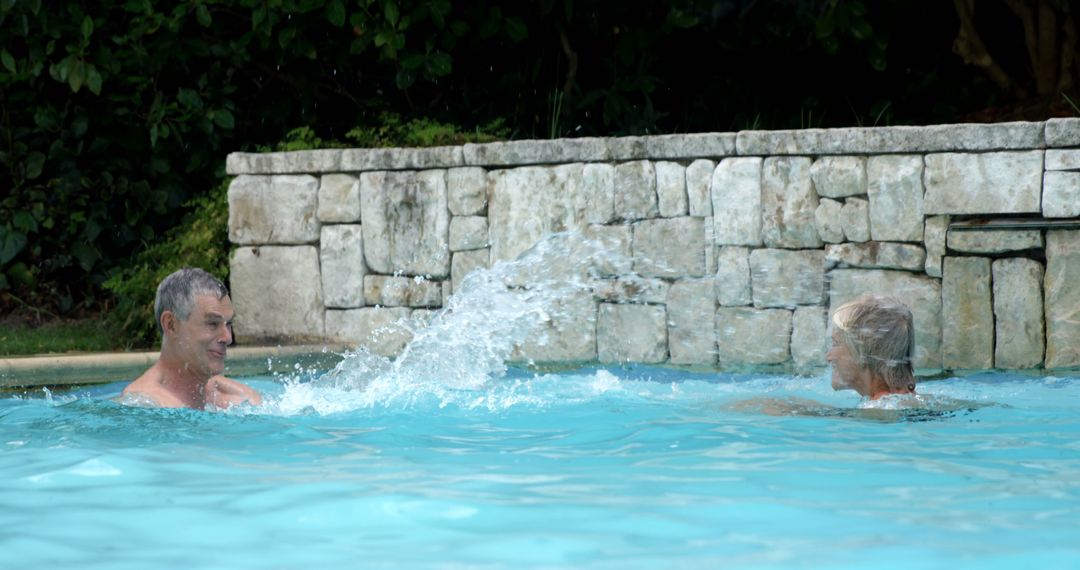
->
119;371;185;408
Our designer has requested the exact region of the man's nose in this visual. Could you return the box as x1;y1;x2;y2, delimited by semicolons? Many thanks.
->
219;323;233;345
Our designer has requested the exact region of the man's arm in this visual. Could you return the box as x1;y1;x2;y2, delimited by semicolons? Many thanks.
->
207;376;263;409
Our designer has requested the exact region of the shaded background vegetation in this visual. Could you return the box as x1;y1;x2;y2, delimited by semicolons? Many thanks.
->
1;0;1077;349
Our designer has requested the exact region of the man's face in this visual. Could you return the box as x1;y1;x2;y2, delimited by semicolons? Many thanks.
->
169;293;235;378
826;329;866;395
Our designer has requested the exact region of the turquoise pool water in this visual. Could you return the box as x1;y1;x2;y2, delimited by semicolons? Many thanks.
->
2;367;1079;570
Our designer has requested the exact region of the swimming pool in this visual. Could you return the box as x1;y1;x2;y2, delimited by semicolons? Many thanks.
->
2;366;1078;569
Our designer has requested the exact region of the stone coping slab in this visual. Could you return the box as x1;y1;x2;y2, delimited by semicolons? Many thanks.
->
0;345;348;389
225;121;1060;175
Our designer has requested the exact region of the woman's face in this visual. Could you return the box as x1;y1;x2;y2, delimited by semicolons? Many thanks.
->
826;329;869;396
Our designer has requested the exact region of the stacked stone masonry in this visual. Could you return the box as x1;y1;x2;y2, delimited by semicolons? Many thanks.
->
227;119;1080;372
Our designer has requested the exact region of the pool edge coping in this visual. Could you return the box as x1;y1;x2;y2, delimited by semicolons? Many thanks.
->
0;344;350;389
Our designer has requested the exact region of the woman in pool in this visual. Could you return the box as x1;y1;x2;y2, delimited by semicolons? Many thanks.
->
827;294;917;399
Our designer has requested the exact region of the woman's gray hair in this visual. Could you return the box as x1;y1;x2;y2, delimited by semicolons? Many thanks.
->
154;268;230;334
831;294;916;392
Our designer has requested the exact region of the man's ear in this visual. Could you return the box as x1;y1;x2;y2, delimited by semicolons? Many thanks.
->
160;310;177;336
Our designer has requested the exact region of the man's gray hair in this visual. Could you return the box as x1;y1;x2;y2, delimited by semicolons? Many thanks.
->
831;294;916;392
155;268;230;334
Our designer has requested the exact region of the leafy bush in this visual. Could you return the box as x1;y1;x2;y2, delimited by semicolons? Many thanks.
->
102;179;231;348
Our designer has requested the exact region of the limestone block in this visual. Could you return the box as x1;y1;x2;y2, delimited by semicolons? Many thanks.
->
1044;149;1080;170
614;161;658;221
941;257;993;370
450;248;490;299
228;175;320;245
583;223;633;278
762;157;822;248
446;167;489;216
607;136;649;161
632;217;706;278
736;122;1043;155
923;216;948;278
947;230;1043;253
867;155;924;242
320;225;366;308
597;303;668;364
513;291;598;364
815;198;845;243
318;174;361;223
226;150;341;175
992;258;1045;369
828;269;942;370
656;161;688;217
924;151;1043;214
644;132;736;159
810;156;866;198
667;279;718;365
582;163;617;224
749;249;825;308
1045;118;1080;147
463;138;608;166
1043;171;1080;218
704;218;716;275
686;159;716;217
1045;230;1080;369
840;197;871;242
824;242;926;271
715;246;752;307
324;307;414;358
791;306;827;370
449;216;489;251
364;275;443;308
360;170;450;277
715;308;792;365
712;157;763;246
341;146;463;171
230;246;324;341
593;277;669;305
489;164;604;263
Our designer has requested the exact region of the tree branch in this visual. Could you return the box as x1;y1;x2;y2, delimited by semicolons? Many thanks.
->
1059;10;1077;93
1004;0;1039;77
1036;0;1058;95
951;0;1026;97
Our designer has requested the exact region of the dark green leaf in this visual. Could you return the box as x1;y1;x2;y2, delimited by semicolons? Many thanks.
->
86;65;102;95
81;15;93;40
25;151;45;179
505;17;528;42
427;52;452;76
68;59;85;92
401;53;425;70
212;109;234;129
70;242;99;272
8;262;35;287
178;88;202;108
1;50;15;73
395;68;416;89
12;211;37;233
196;3;211;27
326;0;345;27
850;18;872;41
385;1;399;26
0;228;28;265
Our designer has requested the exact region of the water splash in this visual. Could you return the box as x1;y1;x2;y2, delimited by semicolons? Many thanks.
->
270;232;624;415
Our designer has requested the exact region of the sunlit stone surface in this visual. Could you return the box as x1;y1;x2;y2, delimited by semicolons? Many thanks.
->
324;307;413;358
614;160;659;221
229;175;319;244
514;292;598;364
712;157;762;246
942;257;993;370
715;308;792;366
597;303;668;364
1045;231;1080;369
924;151;1043;214
317;174;361;223
450;248;490;297
824;242;926;271
791;306;827;371
446;167;489;216
947;229;1042;253
762;156;821;248
993;258;1044;369
230;245;324;341
360;169;450;277
714;246;752;307
923;215;948;278
448;216;489;251
686;159;715;217
363;275;443;308
868;155;924;242
814;198;845;244
810;156;866;198
592;277;669;305
1042;171;1080;218
839;197;870;242
655;161;688;217
632;217;706;279
320;225;366;308
667;279;718;366
749;249;825;308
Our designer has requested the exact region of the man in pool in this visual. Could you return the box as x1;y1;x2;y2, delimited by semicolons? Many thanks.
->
121;268;262;410
827;294;917;399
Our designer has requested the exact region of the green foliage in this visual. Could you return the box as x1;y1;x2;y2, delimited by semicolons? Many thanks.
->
102;179;231;348
342;113;508;148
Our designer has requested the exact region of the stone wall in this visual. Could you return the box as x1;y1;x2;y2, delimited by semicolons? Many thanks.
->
226;119;1080;373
